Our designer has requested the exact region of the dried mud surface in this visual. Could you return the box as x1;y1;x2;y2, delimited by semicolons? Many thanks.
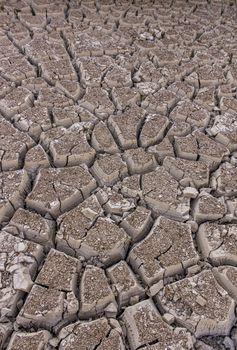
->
0;0;237;349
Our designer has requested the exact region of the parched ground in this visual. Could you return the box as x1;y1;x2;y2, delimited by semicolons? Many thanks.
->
0;0;237;349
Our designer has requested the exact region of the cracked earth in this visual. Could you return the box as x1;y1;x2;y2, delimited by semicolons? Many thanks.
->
0;0;237;349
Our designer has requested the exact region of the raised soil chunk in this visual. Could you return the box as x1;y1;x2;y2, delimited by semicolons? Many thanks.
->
111;87;140;110
78;55;114;87
78;217;130;267
103;64;132;88
167;120;191;141
59;317;125;350
13;107;51;141
207;112;237;152
168;81;195;100
26;166;97;218
16;284;67;330
94;329;125;350
196;132;230;167
91;153;127;186
163;156;210;188
71;30;125;57
36;249;81;293
133;60;164;85
55;80;82;101
35;87;73;109
135;82;159;96
150;47;181;67
227;63;237;84
120;174;142;198
141;88;177;115
148;137;175;163
196;64;226;87
211;162;237;196
170;99;210;129
0;323;12;349
0;117;35;171
213;266;237;302
24;36;68;64
112;8;141;26
0;170;30;225
225;196;237;222
19;13;47;30
0;87;33;118
194;87;218;112
107;260;144;307
194;337;235;350
192;193;226;224
129;216;199;286
157;270;236;338
80;86;114;119
56;195;103;256
220;97;237;115
21;77;48;93
0;36;16;53
79;265;116;318
194;86;216;111
52;106;97;128
155;60;190;84
46;6;69;18
140;337;194;350
0;231;43;319
122;299;193;350
139;114;169;148
176;69;197;86
76;106;98;125
97;187;135;216
0;76;15;99
0;55;36;84
174;131;229;168
6;330;52;350
108;105;145;150
142;166;190;221
217;84;236;98
91;121;118;154
121;206;152;242
175;132;197;161
39;57;77;85
5;208;55;248
24;145;50;172
192;46;229;66
227;61;237;84
197;222;237;265
40;124;95;167
123;148;157;175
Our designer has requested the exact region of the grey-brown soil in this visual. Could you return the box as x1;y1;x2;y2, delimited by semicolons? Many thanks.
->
0;1;237;349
